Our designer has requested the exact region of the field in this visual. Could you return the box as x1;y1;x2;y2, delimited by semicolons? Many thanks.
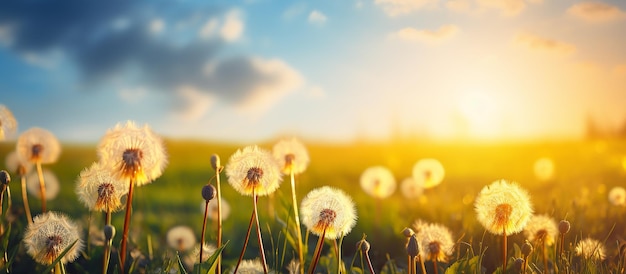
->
1;138;626;273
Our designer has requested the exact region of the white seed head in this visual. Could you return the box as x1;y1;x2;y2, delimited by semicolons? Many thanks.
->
166;225;197;252
412;158;445;189
0;105;17;141
575;238;606;261
608;186;626;206
475;179;533;235
16;127;61;164
523;214;558;246
360;166;396;199
5;150;33;176
300;186;357;239
76;162;129;212
226;145;282;196
23;212;83;265
272;137;310;175
26;169;60;200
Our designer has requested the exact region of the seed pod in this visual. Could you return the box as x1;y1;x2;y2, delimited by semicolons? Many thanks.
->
210;154;221;171
522;241;533;257
407;234;419;257
0;170;10;185
104;224;116;241
202;184;216;202
558;220;571;234
356;239;370;253
402;227;415;238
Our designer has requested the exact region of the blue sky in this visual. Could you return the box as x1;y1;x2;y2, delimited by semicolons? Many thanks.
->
1;0;626;143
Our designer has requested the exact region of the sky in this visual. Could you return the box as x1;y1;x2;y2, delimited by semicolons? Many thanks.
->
1;0;625;143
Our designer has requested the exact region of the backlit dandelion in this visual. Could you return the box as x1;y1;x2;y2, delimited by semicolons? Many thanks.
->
523;214;558;272
227;145;281;273
401;177;424;199
205;198;230;221
360;166;396;199
533;157;555;181
26;169;60;201
608;186;626;206
184;242;217;271
226;145;281;196
0;105;17;141
23;212;83;266
412;159;445;189
229;259;267;274
475;179;533;271
301;186;356;274
272;138;309;273
575;238;606;261
167;226;196;252
6;150;34;222
97;121;167;185
272;137;309;175
76;162;128;213
98;120;167;271
17;127;61;212
416;223;454;263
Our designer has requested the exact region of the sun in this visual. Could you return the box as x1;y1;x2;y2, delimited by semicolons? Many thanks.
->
455;91;502;139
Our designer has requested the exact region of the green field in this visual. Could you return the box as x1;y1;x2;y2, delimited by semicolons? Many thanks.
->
1;138;625;273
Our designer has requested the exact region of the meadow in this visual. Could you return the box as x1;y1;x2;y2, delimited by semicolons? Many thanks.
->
1;137;625;273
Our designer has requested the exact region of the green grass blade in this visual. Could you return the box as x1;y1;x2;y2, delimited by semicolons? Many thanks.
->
40;239;79;274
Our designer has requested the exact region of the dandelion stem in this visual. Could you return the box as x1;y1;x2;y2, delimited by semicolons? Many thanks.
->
36;161;46;212
542;241;548;274
119;177;136;273
200;200;210;273
307;228;326;274
233;199;258;274
432;258;438;274
103;210;112;274
503;228;508;272
216;167;223;274
407;256;413;274
21;175;33;224
365;251;375;274
337;236;344;274
418;255;427;274
253;192;269;274
290;170;305;274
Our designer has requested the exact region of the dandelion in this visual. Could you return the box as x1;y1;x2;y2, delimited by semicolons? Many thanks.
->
523;214;558;272
300;186;356;274
229;259;268;274
76;162;128;213
416;223;454;263
286;259;300;274
273;138;309;273
475;179;533;271
608;186;626;206
533;157;555;181
167;226;197;252
16;127;61;212
209;153;225;274
412;158;445;189
227;145;281;273
23;212;83;269
97;121;167;271
205;198;231;221
400;177;424;199
360;166;396;199
26;169;60;201
575;238;606;261
356;239;375;274
558;220;570;256
200;184;216;273
0;105;17;141
184;242;217;271
6;150;34;223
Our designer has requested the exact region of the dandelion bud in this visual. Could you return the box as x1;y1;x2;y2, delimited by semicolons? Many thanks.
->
402;227;415;238
0;170;10;185
558;220;570;234
522;241;533;257
407;235;419;257
210;154;221;171
356;239;370;253
104;225;116;241
513;258;524;271
202;184;216;202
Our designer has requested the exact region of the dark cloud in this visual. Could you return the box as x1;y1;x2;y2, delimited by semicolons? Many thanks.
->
0;1;302;115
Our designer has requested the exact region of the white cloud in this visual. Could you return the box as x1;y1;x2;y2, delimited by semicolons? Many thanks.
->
220;10;244;42
198;19;218;39
476;0;526;16
308;10;328;25
515;32;576;56
391;25;459;44
118;86;148;103
375;0;438;16
149;18;165;34
567;2;626;23
446;0;472;13
235;57;303;114
173;86;215;121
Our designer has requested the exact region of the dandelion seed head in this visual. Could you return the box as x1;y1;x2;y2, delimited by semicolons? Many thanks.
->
226;145;281;196
400;177;424;199
229;259;269;274
412;158;445;189
272;137;309;175
17;127;61;164
360;166;396;199
203;198;231;221
166;226;196;252
286;259;300;274
0;105;17;141
26;169;60;200
188;242;216;264
97;121;168;186
23;212;83;265
416;223;454;262
608;186;626;206
300;186;357;239
6;150;33;176
76;162;128;212
575;238;606;261
475;179;533;235
523;214;558;246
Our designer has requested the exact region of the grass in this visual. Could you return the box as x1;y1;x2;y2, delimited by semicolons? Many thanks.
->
1;138;625;273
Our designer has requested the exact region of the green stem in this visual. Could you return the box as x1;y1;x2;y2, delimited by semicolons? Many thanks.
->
21;175;32;224
216;168;223;274
307;228;327;274
119;177;135;273
290;170;305;274
253;193;269;273
36;161;46;212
